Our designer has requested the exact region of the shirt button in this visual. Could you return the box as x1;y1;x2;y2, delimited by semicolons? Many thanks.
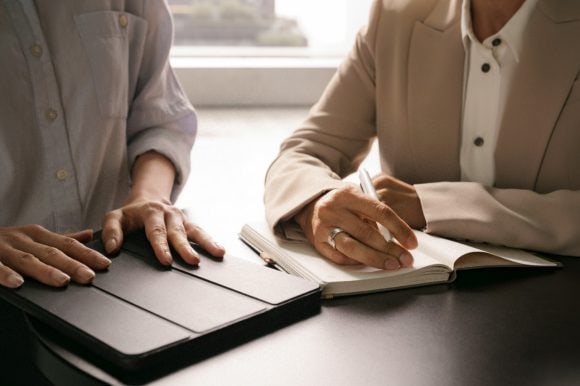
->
56;169;69;181
46;109;58;121
481;63;491;73
30;44;43;57
118;14;128;28
474;137;485;147
492;38;502;47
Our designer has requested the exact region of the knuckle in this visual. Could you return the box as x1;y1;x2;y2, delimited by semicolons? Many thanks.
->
338;236;357;255
17;253;38;267
43;247;61;260
167;225;186;238
167;206;183;217
354;223;375;242
23;224;45;236
374;203;393;219
104;210;122;222
145;201;165;214
62;236;79;248
0;232;20;246
150;225;167;236
333;187;354;201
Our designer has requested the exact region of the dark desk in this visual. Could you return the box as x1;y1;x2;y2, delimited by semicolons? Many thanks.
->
2;109;579;385
4;249;578;386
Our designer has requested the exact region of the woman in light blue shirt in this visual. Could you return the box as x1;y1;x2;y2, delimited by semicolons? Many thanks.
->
0;0;224;288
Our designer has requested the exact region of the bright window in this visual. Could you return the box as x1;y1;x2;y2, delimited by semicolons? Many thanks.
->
168;0;373;57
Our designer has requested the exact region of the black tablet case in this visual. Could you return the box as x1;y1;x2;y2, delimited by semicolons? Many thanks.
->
0;232;321;383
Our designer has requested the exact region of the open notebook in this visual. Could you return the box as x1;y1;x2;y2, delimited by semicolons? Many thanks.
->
240;221;560;299
0;231;320;383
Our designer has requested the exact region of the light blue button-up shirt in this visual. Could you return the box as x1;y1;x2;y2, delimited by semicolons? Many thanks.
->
0;0;196;232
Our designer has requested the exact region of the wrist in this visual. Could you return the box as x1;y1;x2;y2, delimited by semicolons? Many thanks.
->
294;199;317;232
125;188;171;206
129;151;175;205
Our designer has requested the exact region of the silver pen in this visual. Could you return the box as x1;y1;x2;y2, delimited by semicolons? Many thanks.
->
359;168;392;241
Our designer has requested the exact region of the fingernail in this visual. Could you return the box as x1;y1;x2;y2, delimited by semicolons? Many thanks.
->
399;252;413;267
51;271;70;286
76;267;95;283
105;239;117;253
6;274;24;288
384;259;400;270
98;255;112;268
162;249;173;266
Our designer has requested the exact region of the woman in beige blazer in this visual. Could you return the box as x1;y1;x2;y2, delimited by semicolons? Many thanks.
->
264;0;580;270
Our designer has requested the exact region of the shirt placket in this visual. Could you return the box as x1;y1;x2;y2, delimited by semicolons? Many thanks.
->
6;0;83;232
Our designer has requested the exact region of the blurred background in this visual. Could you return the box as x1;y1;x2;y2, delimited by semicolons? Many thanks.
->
168;0;372;55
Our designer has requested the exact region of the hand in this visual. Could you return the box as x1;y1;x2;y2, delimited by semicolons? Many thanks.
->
102;197;226;266
0;226;111;288
373;174;426;230
294;184;417;270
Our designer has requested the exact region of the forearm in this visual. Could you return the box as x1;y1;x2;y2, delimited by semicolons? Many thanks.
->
128;151;176;203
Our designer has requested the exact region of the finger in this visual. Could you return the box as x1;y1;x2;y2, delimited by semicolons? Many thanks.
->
1;247;70;287
102;210;125;254
337;212;392;252
34;231;111;271
373;174;414;192
185;221;226;259
330;219;414;267
352;196;417;250
332;231;402;270
19;240;96;284
0;263;24;289
316;242;359;266
65;229;94;244
143;212;172;266
165;211;199;265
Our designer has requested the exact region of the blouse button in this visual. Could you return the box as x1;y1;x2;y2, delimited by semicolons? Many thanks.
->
474;137;485;147
46;109;58;121
30;44;43;57
118;14;128;28
56;169;69;181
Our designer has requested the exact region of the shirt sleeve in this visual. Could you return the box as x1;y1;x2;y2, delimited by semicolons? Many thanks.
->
415;182;580;257
126;0;196;203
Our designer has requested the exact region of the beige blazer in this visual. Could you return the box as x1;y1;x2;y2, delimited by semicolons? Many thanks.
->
264;0;580;256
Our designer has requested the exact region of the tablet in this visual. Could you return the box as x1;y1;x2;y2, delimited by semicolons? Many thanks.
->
0;232;320;383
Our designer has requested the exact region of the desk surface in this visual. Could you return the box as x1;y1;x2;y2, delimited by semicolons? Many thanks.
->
2;109;579;386
29;251;580;386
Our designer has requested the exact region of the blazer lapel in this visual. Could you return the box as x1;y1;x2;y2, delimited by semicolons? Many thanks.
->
495;1;580;188
407;0;464;182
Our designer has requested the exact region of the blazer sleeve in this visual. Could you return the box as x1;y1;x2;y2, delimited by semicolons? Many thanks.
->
126;0;196;203
416;182;580;256
264;0;383;229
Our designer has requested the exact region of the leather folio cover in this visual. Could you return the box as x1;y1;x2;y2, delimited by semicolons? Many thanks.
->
0;232;321;382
